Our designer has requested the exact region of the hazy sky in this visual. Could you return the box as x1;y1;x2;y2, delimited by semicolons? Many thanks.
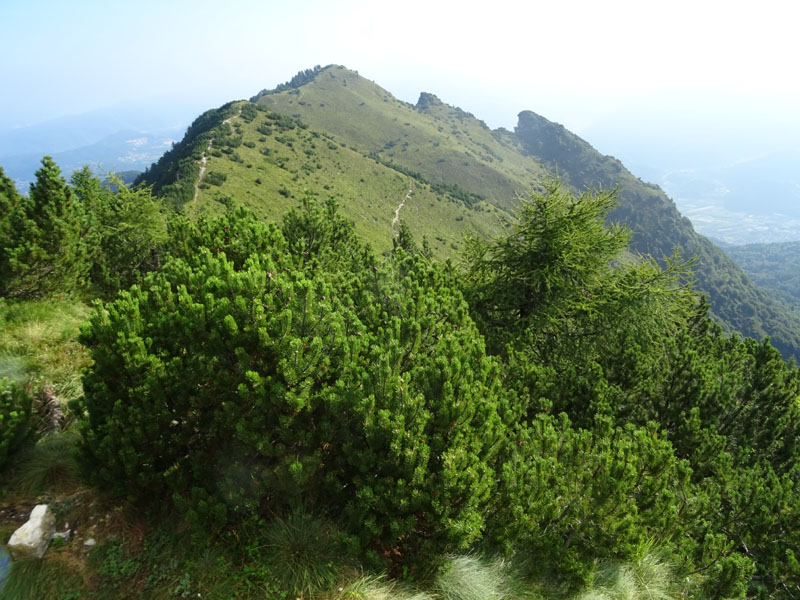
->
2;0;798;153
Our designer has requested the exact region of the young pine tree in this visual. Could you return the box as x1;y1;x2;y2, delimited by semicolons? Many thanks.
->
1;156;89;298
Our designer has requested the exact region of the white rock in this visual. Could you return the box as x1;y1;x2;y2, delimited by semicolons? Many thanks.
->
84;538;96;547
7;505;56;560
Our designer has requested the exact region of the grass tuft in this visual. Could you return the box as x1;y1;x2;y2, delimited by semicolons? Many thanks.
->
9;432;81;497
258;507;351;598
434;554;540;600
1;555;86;600
575;553;676;600
324;574;434;600
435;555;510;600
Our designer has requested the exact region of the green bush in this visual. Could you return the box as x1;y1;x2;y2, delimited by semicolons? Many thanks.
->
165;206;286;270
205;171;227;186
0;377;35;473
70;170;167;296
74;207;509;569
488;414;687;584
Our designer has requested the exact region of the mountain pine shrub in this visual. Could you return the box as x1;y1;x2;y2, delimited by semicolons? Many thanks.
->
165;205;287;270
487;413;688;585
74;207;509;569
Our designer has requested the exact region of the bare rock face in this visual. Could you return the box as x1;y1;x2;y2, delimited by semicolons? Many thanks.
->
7;505;56;560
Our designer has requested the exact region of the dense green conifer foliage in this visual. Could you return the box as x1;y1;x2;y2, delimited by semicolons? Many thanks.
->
464;182;800;596
0;162;168;300
280;193;368;272
0;157;89;298
0;377;35;474
489;415;689;582
165;204;287;269
71;168;167;295
0;166;20;253
13;172;795;596
74;203;510;569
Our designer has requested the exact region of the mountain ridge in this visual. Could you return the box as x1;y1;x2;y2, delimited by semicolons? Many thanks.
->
139;64;800;360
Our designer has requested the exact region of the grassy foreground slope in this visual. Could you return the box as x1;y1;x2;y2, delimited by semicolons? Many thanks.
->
141;64;800;359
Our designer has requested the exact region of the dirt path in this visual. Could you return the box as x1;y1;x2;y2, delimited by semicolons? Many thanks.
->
193;107;242;203
392;187;413;231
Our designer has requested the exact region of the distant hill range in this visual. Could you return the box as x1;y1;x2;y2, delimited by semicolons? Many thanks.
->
138;64;800;361
2;129;180;191
0;104;193;191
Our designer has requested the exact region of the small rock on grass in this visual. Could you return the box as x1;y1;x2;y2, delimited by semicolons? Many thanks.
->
7;505;56;560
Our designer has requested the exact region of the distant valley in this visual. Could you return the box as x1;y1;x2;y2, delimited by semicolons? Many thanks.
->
2;128;181;190
0;103;200;190
639;155;800;244
581;112;800;244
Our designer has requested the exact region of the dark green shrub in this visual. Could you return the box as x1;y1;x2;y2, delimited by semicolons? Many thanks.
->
239;103;258;123
489;414;688;584
205;171;227;186
71;171;166;296
0;377;35;472
165;206;286;270
328;250;511;569
75;247;343;518
75;207;509;569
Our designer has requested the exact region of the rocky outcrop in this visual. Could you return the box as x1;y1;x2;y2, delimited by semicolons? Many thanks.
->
415;92;444;111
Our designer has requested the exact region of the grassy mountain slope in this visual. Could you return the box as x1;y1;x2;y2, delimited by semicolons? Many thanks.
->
139;101;509;258
141;64;800;360
256;65;547;212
